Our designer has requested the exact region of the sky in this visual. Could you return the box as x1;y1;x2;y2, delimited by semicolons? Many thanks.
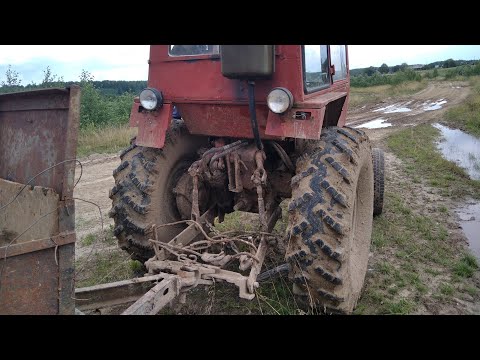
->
1;45;480;84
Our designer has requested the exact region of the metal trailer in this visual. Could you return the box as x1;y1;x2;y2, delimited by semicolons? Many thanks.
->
0;86;80;315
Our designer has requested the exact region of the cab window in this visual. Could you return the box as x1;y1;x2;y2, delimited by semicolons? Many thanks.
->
169;45;219;57
330;45;347;81
303;45;330;93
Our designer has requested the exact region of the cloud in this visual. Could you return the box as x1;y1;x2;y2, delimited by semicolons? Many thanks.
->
0;45;149;65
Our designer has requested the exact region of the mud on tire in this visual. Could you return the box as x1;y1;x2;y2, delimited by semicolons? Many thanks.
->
372;148;385;216
286;126;374;314
109;120;209;262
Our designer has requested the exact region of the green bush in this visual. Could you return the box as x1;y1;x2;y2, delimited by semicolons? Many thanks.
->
78;71;133;129
79;83;132;128
351;68;422;88
445;63;480;79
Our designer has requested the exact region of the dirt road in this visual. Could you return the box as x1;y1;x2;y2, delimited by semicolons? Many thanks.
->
348;81;470;142
74;154;119;241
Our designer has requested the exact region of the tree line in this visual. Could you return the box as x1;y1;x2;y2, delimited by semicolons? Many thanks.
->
0;65;147;129
0;65;146;95
350;58;479;77
351;60;480;88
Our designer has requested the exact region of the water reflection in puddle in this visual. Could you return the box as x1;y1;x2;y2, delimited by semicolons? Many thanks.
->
455;202;480;260
354;118;392;129
424;100;447;111
433;123;480;180
434;123;480;260
373;104;412;114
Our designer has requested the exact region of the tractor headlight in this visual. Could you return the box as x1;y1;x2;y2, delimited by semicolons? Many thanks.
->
139;88;163;111
267;87;293;114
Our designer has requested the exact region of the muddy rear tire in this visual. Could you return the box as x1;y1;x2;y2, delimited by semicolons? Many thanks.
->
372;148;385;216
286;126;374;314
109;120;209;262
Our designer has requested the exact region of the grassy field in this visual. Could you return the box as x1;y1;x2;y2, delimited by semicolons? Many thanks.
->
355;177;478;314
444;76;480;137
349;80;428;108
387;124;480;199
353;124;480;314
77;125;137;158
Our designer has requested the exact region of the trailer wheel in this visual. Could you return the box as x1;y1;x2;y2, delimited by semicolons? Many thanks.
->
109;120;209;262
286;126;374;314
372;148;385;216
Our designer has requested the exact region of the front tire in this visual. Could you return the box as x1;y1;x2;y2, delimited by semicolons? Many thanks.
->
109;121;209;262
286;126;374;314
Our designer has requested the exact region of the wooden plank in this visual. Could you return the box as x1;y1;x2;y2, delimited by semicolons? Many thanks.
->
75;274;167;311
121;276;181;315
0;232;75;259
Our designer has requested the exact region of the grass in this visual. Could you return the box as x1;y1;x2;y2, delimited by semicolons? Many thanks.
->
440;283;455;296
464;285;478;297
384;299;416;315
214;212;258;233
76;225;141;288
357;184;480;314
453;254;479;278
444;76;480;137
349;80;428;108
387;124;480;199
439;205;448;213
76;249;140;288
77;124;137;157
355;190;454;314
81;233;96;246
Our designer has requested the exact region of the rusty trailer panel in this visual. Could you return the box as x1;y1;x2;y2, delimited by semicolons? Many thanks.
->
0;86;80;315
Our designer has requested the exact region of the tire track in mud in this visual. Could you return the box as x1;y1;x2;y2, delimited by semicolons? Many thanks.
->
74;154;119;258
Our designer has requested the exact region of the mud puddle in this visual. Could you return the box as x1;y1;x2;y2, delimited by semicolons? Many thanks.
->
433;123;480;180
424;100;447;111
433;123;480;259
455;202;480;260
355;118;392;129
373;103;412;114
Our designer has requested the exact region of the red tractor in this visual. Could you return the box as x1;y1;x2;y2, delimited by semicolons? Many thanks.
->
109;45;384;314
